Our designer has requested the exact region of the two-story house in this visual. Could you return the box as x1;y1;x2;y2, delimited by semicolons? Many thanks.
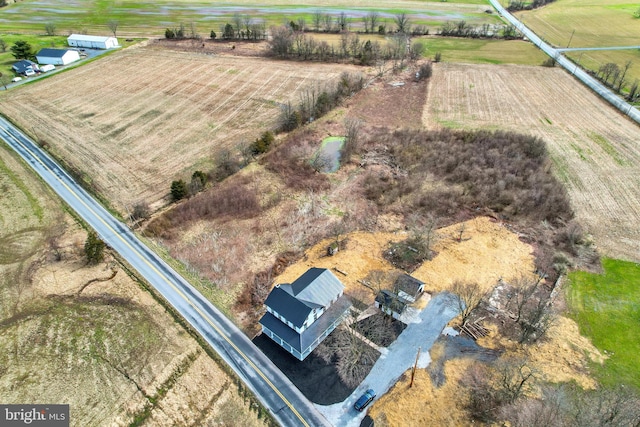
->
259;268;352;360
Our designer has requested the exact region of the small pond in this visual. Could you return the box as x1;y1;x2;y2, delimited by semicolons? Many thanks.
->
315;136;345;173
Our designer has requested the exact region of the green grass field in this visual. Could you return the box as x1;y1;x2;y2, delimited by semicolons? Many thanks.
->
514;0;640;84
567;258;640;391
0;0;499;37
418;36;547;65
0;34;68;81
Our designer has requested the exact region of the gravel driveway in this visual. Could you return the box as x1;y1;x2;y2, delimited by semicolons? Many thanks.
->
316;292;459;426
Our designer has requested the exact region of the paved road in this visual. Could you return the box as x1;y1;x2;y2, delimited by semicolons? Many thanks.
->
0;115;330;427
489;0;640;125
556;45;640;52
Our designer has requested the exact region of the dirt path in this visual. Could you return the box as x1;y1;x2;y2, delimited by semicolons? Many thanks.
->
423;63;640;263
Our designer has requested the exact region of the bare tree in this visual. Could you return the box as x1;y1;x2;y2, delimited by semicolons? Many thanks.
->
506;274;543;323
0;38;6;52
315;311;384;387
394;13;411;34
627;79;640;102
343;117;362;161
361;15;370;33
495;357;536;404
269;25;294;57
362;270;400;296
571;385;640;427
44;22;56;36
462;356;537;422
390;33;409;70
232;13;243;39
616;60;633;93
499;384;569;427
409;40;426;61
451;280;485;325
107;20;119;37
505;274;554;343
409;213;439;260
367;11;380;34
310;150;332;173
296;17;307;32
375;58;390;77
337;11;348;32
243;15;252;38
322;14;333;32
129;201;150;222
312;10;323;32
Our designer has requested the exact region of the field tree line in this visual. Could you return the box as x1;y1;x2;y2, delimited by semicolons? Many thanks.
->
162;11;522;54
507;0;557;12
593;60;638;102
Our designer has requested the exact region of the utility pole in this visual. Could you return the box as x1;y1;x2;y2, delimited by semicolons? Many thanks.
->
409;347;421;388
566;29;575;48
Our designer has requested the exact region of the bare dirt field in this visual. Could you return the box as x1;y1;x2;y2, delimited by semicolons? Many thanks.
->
423;62;640;263
0;44;363;212
0;143;265;427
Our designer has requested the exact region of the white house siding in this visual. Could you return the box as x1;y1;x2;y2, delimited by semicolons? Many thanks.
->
37;50;80;66
67;35;118;49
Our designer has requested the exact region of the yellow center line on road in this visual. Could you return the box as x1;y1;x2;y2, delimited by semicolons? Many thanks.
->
2;126;311;427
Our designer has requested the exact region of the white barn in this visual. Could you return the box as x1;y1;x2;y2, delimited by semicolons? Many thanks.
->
36;48;80;66
67;34;118;49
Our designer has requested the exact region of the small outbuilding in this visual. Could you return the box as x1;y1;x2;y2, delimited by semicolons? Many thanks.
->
67;34;119;49
393;274;425;303
375;289;408;321
12;60;38;76
36;48;80;66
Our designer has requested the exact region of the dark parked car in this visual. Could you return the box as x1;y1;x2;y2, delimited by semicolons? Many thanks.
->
354;389;376;412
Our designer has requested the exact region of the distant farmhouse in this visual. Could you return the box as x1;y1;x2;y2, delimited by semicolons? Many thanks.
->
12;60;38;76
67;34;118;49
259;268;352;361
375;274;425;321
36;48;80;66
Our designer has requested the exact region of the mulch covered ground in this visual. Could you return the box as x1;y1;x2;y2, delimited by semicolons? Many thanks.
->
253;334;353;405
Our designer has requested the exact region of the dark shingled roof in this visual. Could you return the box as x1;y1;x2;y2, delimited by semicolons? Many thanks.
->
36;48;69;58
12;60;36;73
263;286;312;328
375;289;407;314
394;274;424;297
264;268;345;329
260;295;352;354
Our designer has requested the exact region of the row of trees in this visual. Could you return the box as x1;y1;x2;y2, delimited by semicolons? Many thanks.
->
277;71;365;133
507;0;557;11
269;27;428;68
463;358;640;425
440;21;520;40
166;12;519;44
595;60;638;101
170;170;208;201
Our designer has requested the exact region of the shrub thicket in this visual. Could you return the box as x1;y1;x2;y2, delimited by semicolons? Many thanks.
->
263;129;330;192
362;128;573;224
148;176;262;238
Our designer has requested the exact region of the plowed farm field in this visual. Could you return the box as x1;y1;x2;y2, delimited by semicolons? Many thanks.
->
423;63;640;262
0;45;360;211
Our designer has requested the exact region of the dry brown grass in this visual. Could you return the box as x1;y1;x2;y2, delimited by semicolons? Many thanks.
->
0;144;266;427
0;45;363;212
424;62;640;263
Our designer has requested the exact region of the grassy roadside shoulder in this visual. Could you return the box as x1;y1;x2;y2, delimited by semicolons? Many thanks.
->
566;258;640;390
